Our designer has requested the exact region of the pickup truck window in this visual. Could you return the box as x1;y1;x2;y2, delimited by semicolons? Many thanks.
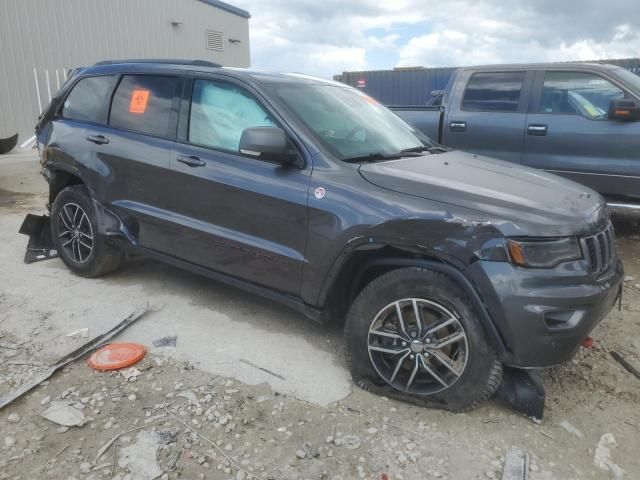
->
62;75;116;124
462;71;525;112
189;80;276;152
540;71;624;120
613;67;640;93
268;84;430;160
109;75;181;137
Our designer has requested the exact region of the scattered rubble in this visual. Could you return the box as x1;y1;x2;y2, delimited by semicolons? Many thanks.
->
594;433;626;480
40;401;86;427
501;448;529;480
117;430;164;480
558;420;583;438
65;327;89;338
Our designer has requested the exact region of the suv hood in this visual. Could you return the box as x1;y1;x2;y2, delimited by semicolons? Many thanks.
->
359;150;607;237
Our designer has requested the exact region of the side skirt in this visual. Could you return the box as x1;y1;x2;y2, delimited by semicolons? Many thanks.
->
115;240;327;324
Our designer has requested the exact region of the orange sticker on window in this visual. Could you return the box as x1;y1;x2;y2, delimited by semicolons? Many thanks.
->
129;89;150;114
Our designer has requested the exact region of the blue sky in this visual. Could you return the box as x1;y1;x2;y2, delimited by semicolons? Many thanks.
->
236;0;640;78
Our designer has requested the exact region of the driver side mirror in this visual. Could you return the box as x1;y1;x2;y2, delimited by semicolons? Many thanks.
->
239;126;299;165
608;98;640;122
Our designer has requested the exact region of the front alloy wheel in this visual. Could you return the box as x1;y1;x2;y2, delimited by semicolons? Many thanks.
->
368;298;468;395
345;267;502;411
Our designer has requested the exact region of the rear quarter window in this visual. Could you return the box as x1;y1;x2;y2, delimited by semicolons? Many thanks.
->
462;71;526;112
109;75;181;138
62;75;116;124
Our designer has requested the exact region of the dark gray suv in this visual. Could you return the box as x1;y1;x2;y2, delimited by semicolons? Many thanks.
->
35;60;623;411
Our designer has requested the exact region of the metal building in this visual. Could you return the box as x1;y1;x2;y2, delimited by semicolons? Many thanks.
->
0;0;251;144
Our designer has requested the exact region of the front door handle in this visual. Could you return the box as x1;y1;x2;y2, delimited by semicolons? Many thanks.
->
527;124;548;136
450;121;467;132
86;134;109;145
177;155;205;167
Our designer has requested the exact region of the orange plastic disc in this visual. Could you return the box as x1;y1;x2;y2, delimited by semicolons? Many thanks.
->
87;343;146;371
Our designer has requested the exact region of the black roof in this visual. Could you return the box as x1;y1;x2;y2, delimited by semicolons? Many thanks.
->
84;60;343;87
94;59;222;68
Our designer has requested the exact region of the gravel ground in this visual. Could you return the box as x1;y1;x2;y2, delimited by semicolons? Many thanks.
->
1;152;639;480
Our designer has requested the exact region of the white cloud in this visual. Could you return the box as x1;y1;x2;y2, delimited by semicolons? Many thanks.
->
396;2;640;68
234;0;640;78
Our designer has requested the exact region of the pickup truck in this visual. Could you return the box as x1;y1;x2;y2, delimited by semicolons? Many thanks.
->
391;63;640;211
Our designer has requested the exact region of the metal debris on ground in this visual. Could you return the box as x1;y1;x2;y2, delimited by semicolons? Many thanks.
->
0;305;151;410
610;351;640;380
501;448;529;480
41;401;87;427
152;335;177;348
239;357;286;380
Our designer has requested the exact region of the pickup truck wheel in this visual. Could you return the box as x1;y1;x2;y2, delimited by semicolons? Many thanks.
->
51;185;123;278
345;267;502;412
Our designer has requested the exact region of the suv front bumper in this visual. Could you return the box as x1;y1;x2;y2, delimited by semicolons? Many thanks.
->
466;258;624;368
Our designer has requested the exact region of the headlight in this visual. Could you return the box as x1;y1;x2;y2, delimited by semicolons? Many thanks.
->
506;237;582;268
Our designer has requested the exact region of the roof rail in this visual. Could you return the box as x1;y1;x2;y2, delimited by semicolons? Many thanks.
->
93;59;222;68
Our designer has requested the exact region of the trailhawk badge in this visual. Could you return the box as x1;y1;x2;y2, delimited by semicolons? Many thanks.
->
314;187;326;199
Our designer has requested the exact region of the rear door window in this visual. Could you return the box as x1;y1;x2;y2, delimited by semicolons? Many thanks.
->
62;75;116;124
188;79;276;152
109;75;181;138
462;71;526;112
540;71;625;120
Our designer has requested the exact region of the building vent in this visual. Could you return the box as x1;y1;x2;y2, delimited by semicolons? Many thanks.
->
206;30;223;51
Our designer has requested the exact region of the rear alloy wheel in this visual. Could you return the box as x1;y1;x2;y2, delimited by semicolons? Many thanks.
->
368;298;468;395
51;185;123;278
345;267;502;411
57;202;94;263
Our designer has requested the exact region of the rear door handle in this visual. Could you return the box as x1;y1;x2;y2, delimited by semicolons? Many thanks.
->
177;155;205;167
450;121;467;132
527;124;548;136
86;134;109;145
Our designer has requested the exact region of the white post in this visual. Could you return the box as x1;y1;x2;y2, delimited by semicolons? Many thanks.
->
45;69;52;102
55;69;60;91
33;68;42;113
63;68;67;81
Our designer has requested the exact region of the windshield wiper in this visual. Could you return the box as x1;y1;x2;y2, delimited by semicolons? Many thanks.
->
401;145;450;154
342;152;403;163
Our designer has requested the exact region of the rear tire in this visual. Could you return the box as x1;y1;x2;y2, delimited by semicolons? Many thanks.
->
51;185;123;278
344;267;502;411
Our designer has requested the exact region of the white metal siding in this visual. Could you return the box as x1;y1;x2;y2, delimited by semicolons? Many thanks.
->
0;0;250;141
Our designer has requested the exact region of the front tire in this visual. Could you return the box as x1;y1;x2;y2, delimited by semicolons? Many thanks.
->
345;267;502;411
51;185;123;278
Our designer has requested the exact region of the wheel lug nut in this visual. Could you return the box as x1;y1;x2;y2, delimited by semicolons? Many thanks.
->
410;331;417;338
410;354;415;360
401;342;407;347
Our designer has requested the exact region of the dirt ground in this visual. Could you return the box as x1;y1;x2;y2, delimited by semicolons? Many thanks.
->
1;152;639;480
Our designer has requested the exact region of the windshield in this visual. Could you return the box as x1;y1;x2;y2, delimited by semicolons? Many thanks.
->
612;67;640;94
267;83;433;160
